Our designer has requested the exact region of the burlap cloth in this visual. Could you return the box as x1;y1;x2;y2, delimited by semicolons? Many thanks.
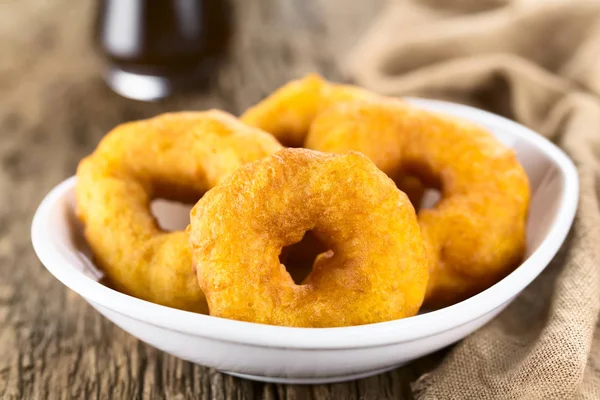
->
346;0;600;398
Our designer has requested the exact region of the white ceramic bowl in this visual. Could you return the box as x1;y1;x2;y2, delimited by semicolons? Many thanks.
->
31;99;578;384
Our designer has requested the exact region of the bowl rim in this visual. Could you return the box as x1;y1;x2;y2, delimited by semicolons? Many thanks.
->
31;99;579;350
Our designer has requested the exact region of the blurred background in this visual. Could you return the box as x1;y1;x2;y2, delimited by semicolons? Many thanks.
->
0;0;381;195
3;0;599;398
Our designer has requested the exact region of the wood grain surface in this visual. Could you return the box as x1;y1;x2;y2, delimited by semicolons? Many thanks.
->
0;1;443;398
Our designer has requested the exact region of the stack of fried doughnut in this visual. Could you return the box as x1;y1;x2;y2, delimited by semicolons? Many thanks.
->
75;74;529;327
242;74;530;308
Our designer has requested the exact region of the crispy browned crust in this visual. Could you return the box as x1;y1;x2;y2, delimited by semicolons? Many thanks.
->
189;148;429;327
306;100;530;308
75;111;282;313
244;74;530;308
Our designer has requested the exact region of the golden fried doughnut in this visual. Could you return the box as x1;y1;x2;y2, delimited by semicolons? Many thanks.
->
188;148;429;327
75;111;282;313
241;74;424;207
305;100;530;308
241;74;375;147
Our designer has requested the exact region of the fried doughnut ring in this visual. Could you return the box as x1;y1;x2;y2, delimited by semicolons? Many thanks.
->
241;74;376;147
76;111;282;313
188;148;429;327
241;74;425;207
305;100;530;308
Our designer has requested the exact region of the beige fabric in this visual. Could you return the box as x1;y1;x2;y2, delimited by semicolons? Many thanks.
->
346;0;600;398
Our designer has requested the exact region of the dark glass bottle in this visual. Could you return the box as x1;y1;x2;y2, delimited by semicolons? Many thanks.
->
94;0;231;101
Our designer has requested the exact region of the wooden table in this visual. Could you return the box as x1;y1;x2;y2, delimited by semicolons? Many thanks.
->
0;1;440;398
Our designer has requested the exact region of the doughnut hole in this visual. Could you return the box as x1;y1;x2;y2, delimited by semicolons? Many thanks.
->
150;199;196;232
389;173;441;211
391;174;425;211
419;188;441;210
398;161;445;211
279;230;332;285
